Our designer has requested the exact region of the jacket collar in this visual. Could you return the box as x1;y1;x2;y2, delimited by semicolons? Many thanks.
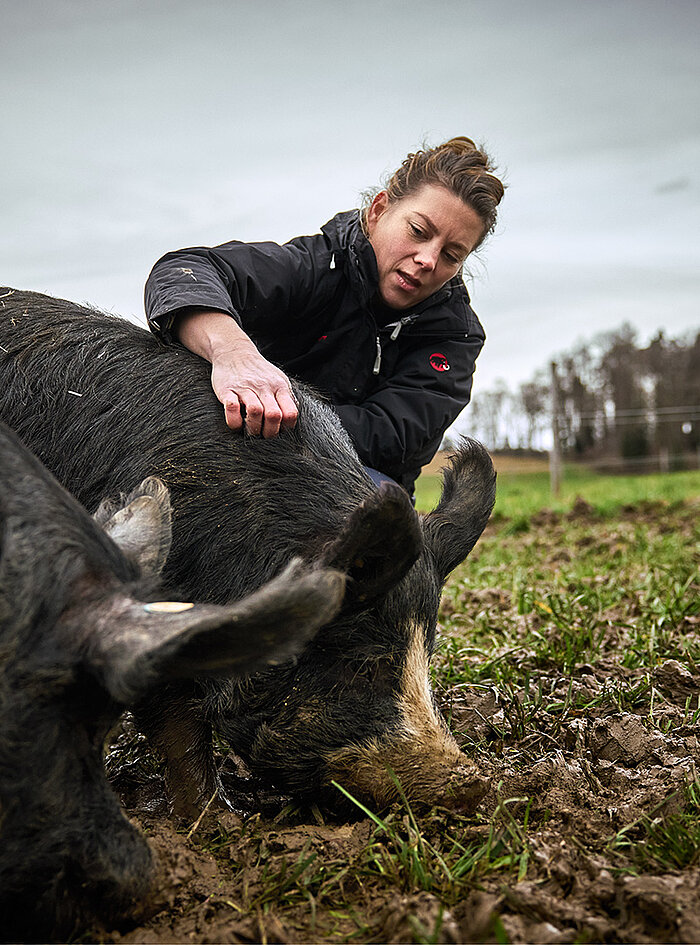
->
321;210;456;319
322;210;377;304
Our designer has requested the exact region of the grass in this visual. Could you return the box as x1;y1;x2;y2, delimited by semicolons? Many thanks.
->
608;778;700;872
415;461;700;518
432;466;699;691
333;777;533;900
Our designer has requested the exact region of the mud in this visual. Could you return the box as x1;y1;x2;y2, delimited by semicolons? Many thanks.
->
83;498;700;944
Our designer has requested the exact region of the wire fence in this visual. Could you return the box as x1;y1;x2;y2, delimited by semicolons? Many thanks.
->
548;373;700;491
570;452;700;471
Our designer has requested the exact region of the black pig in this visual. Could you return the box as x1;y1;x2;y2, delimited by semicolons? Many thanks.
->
0;287;496;818
0;421;344;940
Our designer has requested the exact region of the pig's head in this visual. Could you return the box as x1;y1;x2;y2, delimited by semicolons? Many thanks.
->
219;438;496;815
0;423;344;940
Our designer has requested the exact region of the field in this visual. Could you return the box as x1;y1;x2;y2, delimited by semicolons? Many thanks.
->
98;462;700;945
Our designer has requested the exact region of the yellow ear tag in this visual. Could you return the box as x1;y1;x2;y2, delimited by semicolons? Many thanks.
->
143;601;195;614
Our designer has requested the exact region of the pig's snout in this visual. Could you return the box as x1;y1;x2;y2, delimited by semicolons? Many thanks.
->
326;629;489;814
327;734;489;814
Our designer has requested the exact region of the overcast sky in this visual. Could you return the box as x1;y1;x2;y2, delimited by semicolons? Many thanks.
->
2;0;699;423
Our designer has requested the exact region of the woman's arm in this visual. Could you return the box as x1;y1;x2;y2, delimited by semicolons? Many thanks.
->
144;237;326;437
174;308;298;437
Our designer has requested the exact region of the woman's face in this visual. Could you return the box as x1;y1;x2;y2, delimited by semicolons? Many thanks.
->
366;184;485;310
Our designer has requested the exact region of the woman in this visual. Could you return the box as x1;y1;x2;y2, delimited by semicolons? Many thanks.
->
145;137;505;494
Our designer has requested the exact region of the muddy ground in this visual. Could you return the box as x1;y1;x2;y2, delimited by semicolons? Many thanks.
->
88;498;698;945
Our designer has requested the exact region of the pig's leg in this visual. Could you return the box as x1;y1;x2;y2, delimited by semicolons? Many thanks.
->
134;683;224;820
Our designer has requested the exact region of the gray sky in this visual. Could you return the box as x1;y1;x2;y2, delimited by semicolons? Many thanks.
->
2;0;699;421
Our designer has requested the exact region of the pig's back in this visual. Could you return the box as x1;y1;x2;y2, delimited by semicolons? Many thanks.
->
0;289;372;603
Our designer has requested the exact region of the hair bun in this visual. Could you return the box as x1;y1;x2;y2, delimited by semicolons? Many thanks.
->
440;136;478;153
439;137;489;166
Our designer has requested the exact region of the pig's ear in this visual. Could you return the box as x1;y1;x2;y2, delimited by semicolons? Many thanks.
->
93;477;172;576
83;559;345;704
421;439;496;581
319;482;422;609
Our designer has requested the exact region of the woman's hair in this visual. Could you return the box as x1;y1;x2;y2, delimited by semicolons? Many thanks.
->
363;136;505;250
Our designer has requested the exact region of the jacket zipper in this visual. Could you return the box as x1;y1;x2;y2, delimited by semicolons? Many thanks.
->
397;328;475;338
373;318;409;375
373;335;382;375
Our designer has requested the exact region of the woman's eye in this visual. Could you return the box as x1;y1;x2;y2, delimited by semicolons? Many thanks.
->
409;223;425;238
443;251;460;265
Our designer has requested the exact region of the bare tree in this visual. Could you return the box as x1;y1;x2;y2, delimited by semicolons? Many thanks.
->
519;374;549;449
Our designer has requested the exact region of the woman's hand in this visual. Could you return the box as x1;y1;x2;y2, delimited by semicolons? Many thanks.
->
210;345;298;437
175;309;298;437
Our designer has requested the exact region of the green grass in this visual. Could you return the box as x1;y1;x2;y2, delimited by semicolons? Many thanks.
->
206;780;536;943
415;463;700;517
333;778;533;901
428;462;699;763
608;779;700;872
436;517;699;691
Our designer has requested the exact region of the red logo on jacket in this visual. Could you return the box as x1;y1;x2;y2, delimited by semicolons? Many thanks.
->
429;352;450;372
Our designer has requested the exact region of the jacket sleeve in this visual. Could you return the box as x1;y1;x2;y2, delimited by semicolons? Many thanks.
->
144;237;328;343
334;329;484;483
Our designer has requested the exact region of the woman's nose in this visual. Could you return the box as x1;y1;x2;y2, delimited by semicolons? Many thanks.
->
414;242;439;271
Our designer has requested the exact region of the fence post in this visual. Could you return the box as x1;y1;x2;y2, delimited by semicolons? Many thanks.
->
550;361;562;498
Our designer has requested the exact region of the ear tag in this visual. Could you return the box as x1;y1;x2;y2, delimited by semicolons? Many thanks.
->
143;601;195;614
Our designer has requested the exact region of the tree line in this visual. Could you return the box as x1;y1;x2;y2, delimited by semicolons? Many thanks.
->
452;324;700;470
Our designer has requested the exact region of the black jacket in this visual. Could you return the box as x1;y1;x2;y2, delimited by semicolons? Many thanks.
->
145;210;485;493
